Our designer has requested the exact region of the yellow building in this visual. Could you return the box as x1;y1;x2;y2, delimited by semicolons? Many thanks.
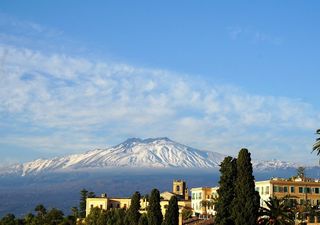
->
190;187;218;216
86;180;191;217
255;177;320;208
86;194;133;216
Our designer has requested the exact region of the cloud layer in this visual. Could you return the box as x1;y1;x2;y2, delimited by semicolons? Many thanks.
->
0;43;319;165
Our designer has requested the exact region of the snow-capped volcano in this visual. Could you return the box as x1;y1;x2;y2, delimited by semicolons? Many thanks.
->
1;137;300;176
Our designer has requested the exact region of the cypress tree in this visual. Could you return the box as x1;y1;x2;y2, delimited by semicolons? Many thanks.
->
164;196;179;225
232;148;260;225
147;189;163;225
138;214;148;225
215;156;237;225
126;191;141;225
79;189;88;218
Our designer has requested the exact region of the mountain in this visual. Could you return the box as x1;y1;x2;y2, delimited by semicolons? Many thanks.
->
0;137;301;176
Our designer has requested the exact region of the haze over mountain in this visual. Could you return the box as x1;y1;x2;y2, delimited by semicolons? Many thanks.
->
0;137;303;176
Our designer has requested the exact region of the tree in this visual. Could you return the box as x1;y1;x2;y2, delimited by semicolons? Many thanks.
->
34;204;47;224
24;213;35;225
312;129;320;156
85;207;102;225
147;189;163;225
200;200;209;215
71;206;79;218
296;167;306;179
79;189;88;218
0;213;16;225
164;196;179;225
232;148;260;225
215;156;237;225
45;208;64;225
126;191;141;225
106;208;126;225
181;207;193;220
258;197;295;225
138;214;148;225
35;204;47;217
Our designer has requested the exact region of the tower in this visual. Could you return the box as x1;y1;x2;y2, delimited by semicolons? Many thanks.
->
172;180;189;200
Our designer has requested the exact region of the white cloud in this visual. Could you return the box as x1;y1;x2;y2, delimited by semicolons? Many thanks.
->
0;43;319;164
227;26;284;45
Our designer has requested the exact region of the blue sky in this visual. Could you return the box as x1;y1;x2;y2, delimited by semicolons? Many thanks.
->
0;1;319;166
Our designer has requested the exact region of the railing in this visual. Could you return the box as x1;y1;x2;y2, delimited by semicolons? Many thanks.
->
304;215;320;224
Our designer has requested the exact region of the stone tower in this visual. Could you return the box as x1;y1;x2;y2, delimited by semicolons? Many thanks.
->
173;180;189;200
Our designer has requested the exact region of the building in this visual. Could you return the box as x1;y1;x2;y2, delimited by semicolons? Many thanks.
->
190;187;218;216
86;194;136;216
172;179;189;201
255;177;320;208
86;180;191;217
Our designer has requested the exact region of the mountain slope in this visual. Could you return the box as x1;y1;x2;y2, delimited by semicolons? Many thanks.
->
1;137;301;176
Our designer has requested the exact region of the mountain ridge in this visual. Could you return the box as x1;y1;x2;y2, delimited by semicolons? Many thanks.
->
0;137;303;176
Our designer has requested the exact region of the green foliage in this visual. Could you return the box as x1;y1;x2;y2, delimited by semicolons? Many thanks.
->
138;214;148;225
106;208;126;225
147;189;163;225
215;156;237;225
46;208;64;225
232;148;260;225
126;191;141;225
164;196;179;225
85;207;102;225
258;197;295;225
181;207;192;220
33;204;47;224
24;213;35;225
79;189;88;218
313;129;320;156
0;204;77;225
296;167;306;178
85;207;127;225
71;207;79;219
0;213;16;225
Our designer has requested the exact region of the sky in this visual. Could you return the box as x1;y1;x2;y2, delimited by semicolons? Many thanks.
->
0;1;319;166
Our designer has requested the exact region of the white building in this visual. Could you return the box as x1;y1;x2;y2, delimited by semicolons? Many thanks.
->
190;187;218;216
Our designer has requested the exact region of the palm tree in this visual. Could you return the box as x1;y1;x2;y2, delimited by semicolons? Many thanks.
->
312;129;320;156
258;197;295;225
200;200;209;215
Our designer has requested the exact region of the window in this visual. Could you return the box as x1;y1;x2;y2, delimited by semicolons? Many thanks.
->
117;204;120;208
199;193;202;199
315;188;320;194
305;187;311;194
100;205;103;209
273;186;279;192
176;186;180;192
255;187;260;192
284;186;288;193
279;186;284;192
261;187;264;194
110;204;113;208
266;186;269;194
192;193;195;200
299;187;303;193
290;186;295;193
90;204;94;209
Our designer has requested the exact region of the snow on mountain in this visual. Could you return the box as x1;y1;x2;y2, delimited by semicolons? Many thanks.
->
0;137;300;176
